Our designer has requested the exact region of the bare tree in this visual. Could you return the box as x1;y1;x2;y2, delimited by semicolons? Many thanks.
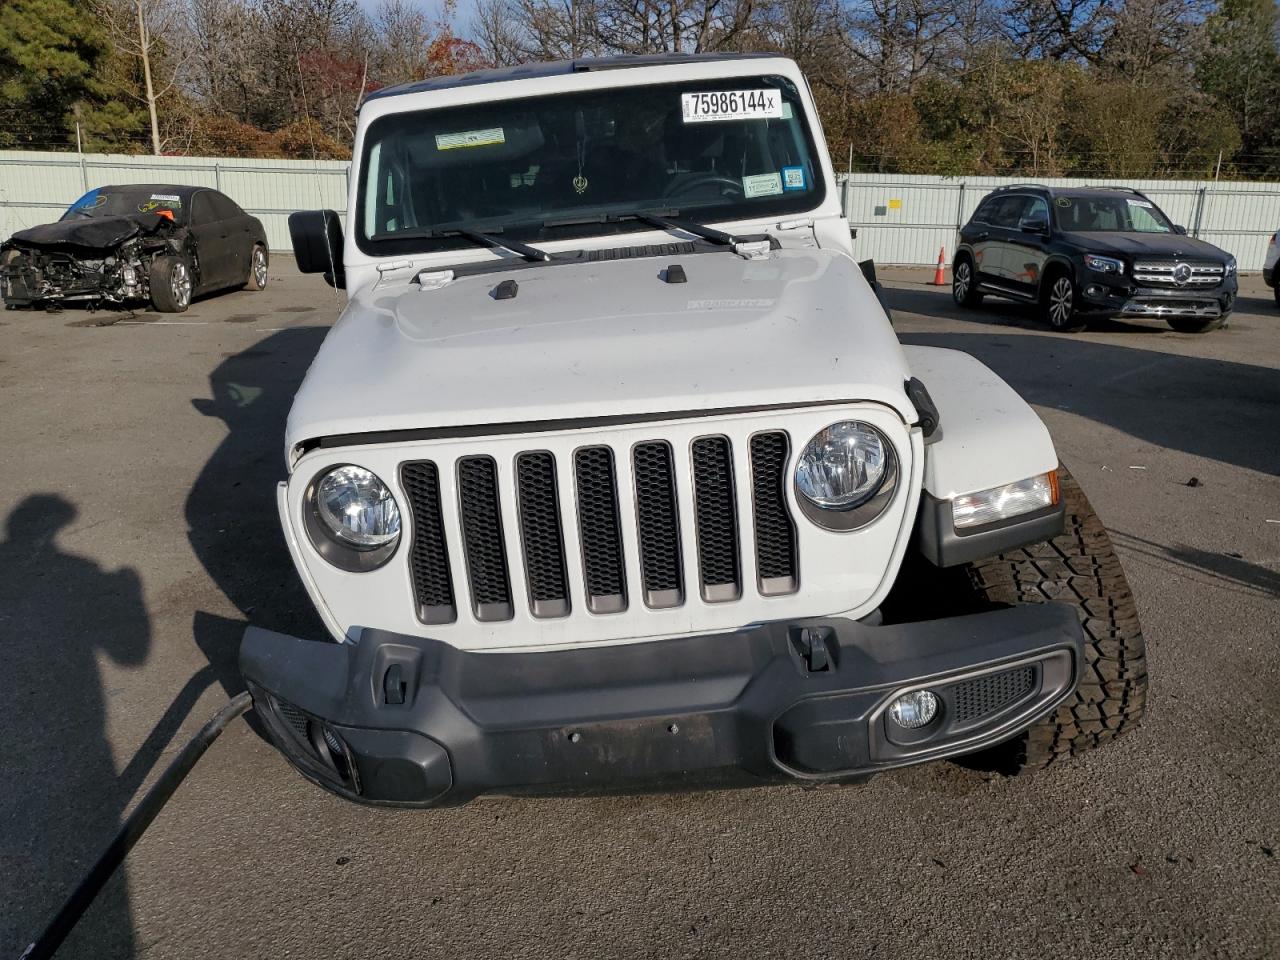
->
92;0;189;154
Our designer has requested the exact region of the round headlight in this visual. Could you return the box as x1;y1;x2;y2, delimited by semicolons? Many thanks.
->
795;421;889;510
315;465;401;550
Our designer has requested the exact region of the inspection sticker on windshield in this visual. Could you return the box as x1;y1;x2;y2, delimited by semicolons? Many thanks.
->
682;90;782;123
743;172;783;198
435;127;506;150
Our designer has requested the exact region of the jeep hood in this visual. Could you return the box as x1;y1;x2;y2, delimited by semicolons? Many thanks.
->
1056;231;1229;261
286;248;915;452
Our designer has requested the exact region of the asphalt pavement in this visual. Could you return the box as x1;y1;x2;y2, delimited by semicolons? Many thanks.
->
2;258;1277;959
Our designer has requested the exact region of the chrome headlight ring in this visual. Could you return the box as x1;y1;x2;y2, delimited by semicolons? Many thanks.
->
793;421;900;532
303;463;402;572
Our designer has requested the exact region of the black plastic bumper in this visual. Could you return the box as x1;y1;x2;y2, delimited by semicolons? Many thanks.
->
240;605;1083;807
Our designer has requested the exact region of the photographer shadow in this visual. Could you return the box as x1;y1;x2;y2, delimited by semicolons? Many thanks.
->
0;495;147;958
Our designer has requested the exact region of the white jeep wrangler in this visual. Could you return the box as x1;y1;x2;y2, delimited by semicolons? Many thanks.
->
241;54;1148;806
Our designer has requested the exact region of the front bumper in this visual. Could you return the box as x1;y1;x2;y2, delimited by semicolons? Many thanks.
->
241;604;1084;807
1079;274;1237;318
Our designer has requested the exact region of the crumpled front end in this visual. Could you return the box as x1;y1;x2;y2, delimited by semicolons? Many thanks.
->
0;242;146;307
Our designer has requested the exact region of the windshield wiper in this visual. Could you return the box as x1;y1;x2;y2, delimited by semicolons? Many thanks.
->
539;210;754;247
371;226;551;262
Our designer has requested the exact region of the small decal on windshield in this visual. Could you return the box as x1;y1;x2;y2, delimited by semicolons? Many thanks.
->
781;166;806;191
150;194;181;202
1055;197;1072;208
138;198;180;213
743;172;783;198
435;127;506;150
681;90;782;123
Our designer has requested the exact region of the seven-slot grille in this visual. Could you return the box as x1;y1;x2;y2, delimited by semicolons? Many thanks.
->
400;432;798;623
1132;261;1224;286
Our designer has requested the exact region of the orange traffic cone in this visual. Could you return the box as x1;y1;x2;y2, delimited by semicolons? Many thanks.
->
930;247;947;286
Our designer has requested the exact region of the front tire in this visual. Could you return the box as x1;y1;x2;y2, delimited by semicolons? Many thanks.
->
952;258;983;308
1042;272;1086;332
150;256;192;313
963;468;1149;774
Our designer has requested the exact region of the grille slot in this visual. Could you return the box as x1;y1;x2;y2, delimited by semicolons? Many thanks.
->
749;432;799;595
457;456;513;621
951;666;1036;724
400;461;457;624
574;447;627;613
515;452;570;618
632;441;683;608
691;437;741;602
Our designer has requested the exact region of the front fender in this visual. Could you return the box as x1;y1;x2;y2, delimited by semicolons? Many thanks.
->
904;346;1062;566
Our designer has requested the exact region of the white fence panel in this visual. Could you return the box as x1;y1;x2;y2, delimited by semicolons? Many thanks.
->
840;173;1280;270
0;150;347;251
2;150;1278;268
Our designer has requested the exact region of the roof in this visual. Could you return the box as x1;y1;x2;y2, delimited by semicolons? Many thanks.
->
97;184;205;198
364;53;778;104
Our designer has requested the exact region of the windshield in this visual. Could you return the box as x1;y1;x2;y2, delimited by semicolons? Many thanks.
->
356;75;824;257
1053;194;1174;234
62;188;187;224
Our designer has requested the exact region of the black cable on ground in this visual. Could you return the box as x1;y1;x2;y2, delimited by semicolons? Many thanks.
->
19;691;254;960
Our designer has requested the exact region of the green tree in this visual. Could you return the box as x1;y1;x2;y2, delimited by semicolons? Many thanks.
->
0;0;109;148
1196;0;1280;174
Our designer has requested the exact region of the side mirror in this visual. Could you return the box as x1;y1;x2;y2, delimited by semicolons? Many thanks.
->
1020;218;1048;234
1172;224;1188;235
288;209;345;289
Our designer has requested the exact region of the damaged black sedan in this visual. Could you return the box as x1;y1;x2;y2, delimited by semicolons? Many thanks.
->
1;184;268;313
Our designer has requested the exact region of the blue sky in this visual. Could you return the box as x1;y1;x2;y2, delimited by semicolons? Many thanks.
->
356;0;480;31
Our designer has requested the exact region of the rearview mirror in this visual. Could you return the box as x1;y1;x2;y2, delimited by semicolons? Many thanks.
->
288;209;345;289
1172;224;1187;235
1020;217;1048;234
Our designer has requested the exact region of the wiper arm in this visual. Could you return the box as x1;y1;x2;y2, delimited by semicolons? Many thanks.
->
371;226;551;262
539;209;749;247
443;228;551;263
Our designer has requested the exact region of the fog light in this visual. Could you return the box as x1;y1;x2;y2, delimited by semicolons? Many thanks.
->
888;690;938;729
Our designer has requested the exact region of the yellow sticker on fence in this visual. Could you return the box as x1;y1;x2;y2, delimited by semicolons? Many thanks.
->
888;198;902;210
435;128;506;151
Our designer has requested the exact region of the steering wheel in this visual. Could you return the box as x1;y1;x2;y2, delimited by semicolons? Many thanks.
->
663;173;744;199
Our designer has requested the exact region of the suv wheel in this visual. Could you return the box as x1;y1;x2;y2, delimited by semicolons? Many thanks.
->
963;468;1148;773
1042;273;1086;332
952;258;983;308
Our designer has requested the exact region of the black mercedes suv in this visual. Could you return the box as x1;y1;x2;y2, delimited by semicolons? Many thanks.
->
952;185;1238;333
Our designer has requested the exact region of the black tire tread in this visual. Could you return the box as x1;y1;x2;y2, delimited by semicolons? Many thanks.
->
964;468;1148;773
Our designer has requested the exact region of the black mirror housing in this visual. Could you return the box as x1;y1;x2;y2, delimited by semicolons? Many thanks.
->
288;210;345;288
1173;224;1188;235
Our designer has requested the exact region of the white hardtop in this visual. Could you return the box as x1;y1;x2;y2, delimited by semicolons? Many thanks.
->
340;55;846;289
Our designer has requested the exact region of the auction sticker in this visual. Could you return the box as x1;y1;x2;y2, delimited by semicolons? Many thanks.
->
682;90;782;123
782;166;806;190
743;172;783;198
435;127;506;150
